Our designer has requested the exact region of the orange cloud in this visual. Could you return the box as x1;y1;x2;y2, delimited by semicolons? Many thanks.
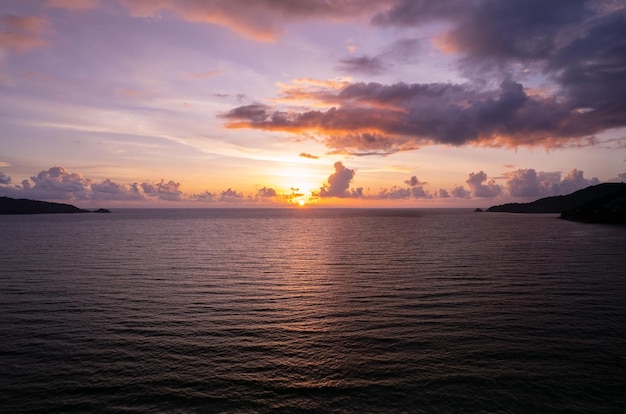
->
118;0;390;41
431;32;460;54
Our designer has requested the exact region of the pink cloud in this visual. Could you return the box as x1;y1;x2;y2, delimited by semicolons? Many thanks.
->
0;15;49;53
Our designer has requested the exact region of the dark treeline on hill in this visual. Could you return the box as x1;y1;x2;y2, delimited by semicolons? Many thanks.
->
487;183;626;224
0;196;110;215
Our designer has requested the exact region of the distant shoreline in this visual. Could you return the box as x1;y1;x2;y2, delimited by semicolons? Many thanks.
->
487;183;626;224
0;196;110;215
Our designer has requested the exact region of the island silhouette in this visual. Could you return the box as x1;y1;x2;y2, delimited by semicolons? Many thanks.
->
487;183;626;224
0;196;110;215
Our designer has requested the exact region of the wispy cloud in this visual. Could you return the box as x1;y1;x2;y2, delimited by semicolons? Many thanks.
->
44;0;101;10
0;14;49;54
117;0;389;41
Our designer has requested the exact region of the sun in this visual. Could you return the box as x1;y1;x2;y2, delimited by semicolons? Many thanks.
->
271;163;323;207
288;187;311;206
286;183;315;206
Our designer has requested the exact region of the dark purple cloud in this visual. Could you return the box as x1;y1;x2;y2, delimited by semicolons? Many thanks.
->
221;0;625;155
376;0;626;125
222;78;611;155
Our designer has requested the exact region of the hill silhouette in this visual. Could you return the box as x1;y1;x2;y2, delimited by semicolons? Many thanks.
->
0;196;89;214
487;183;626;223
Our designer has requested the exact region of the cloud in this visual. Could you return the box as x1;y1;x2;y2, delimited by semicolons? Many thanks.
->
219;188;244;202
377;184;432;199
0;171;10;185
90;179;144;201
337;38;420;75
377;175;432;199
256;186;277;198
299;152;319;159
337;55;386;75
505;168;599;198
0;166;191;202
405;176;426;187
378;186;411;199
222;78;611;155
466;171;502;197
0;15;49;53
559;169;600;195
320;161;363;198
118;0;388;41
221;2;625;154
411;186;431;198
29;166;92;200
505;168;558;198
44;0;100;10
141;180;183;201
437;188;450;198
450;185;471;198
376;1;626;133
190;191;215;202
371;0;471;26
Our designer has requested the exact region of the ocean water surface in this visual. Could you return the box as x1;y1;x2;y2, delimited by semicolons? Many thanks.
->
1;208;625;413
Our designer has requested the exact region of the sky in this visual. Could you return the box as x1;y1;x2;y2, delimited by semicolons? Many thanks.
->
1;0;625;208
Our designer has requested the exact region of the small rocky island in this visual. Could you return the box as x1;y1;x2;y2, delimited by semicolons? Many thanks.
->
0;196;110;215
487;183;626;224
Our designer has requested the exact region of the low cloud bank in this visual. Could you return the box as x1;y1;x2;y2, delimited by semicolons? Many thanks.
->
0;164;614;205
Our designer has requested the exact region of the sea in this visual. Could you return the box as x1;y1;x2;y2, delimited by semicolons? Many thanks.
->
1;208;625;413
